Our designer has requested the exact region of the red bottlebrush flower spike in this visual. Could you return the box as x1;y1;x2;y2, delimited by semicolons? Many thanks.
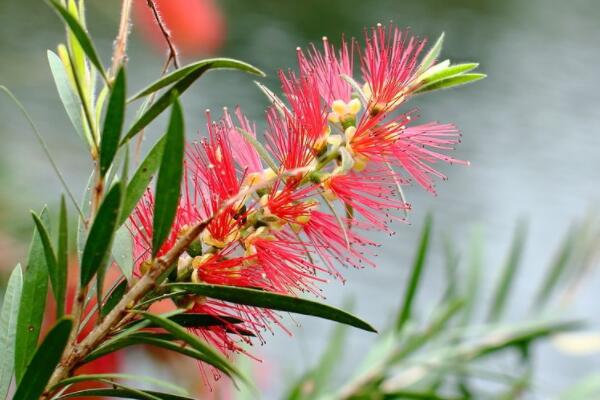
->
322;167;409;231
123;23;481;385
298;36;354;105
391;121;468;193
279;71;328;142
223;106;264;175
360;24;426;113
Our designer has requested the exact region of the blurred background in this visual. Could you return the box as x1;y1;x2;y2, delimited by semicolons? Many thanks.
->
1;0;599;398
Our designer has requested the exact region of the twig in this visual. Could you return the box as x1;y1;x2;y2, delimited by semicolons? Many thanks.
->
132;0;182;163
110;0;134;78
146;0;180;69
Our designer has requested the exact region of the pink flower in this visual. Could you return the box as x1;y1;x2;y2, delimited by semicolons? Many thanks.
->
297;36;355;105
360;24;426;113
391;121;468;193
223;107;263;175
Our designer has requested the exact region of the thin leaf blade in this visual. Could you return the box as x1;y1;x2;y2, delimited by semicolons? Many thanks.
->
13;318;72;400
119;135;166;225
130;58;265;101
15;208;50;383
415;73;486;94
0;264;23;399
138;311;248;383
80;182;123;286
100;67;127;176
48;0;108;82
395;214;432;332
167;283;377;333
151;98;185;257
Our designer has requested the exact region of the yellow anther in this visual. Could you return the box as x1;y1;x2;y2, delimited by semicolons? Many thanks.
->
332;99;347;116
347;98;362;115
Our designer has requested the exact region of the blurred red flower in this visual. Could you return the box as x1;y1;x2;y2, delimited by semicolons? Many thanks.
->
133;0;226;57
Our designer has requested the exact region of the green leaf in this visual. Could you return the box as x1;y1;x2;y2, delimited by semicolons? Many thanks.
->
395;214;432;332
138;312;247;382
57;196;69;318
113;224;134;278
416;32;445;75
47;0;108;83
80;182;123;286
47;50;90;147
0;264;23;400
55;373;188;396
100;67;127;176
101;279;128;317
419;63;479;85
15;208;50;383
119;135;166;225
120;313;245;330
55;388;195;400
129;58;265;101
84;332;220;366
167;283;377;332
122;66;200;145
152;98;185;257
488;221;527;322
532;225;577;309
415;73;486;94
31;211;64;319
13;317;72;400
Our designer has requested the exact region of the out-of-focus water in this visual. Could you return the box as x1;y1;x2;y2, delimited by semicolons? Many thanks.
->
1;0;599;398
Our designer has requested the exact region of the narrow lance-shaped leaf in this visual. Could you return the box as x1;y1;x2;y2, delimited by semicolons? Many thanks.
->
55;388;195;400
138;311;248;383
100;67;127;176
47;50;90;147
113;224;134;279
15;208;50;383
13;318;73;400
488;221;527;322
129;58;265;101
57;195;69;317
47;0;108;83
0;264;23;400
416;32;445;75
167;283;377;333
395;214;432;332
53;373;189;397
122;67;202;145
152;97;185;257
119;135;166;225
532;224;577;309
101;279;128;317
419;63;480;86
80;182;123;286
415;73;486;94
31;211;62;317
84;331;221;365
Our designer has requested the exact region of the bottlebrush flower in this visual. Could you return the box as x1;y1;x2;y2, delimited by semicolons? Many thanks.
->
297;36;355;106
127;22;481;383
360;23;426;114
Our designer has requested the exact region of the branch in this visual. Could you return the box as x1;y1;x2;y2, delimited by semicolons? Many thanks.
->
110;0;134;78
146;0;180;69
41;218;212;399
